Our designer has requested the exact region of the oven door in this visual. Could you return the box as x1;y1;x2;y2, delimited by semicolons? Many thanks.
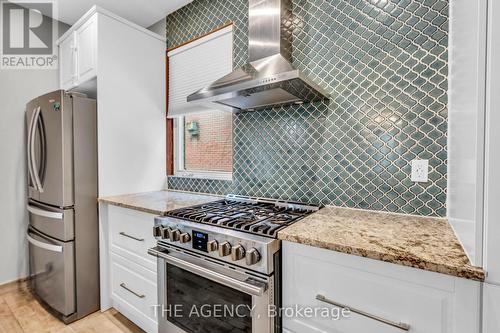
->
149;246;274;333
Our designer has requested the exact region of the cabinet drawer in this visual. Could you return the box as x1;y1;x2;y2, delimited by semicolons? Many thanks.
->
282;242;480;333
110;253;157;325
108;205;156;268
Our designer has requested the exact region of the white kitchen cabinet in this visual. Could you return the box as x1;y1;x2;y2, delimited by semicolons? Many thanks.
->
101;204;158;333
67;6;164;328
65;8;165;326
75;15;97;85
282;241;481;333
483;283;500;333
59;33;76;89
111;252;158;333
448;0;500;330
58;14;97;90
60;6;166;198
447;0;488;266
484;0;500;286
482;0;500;331
108;205;157;272
57;6;167;205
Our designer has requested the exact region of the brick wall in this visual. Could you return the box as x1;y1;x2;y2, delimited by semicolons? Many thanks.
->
184;111;232;172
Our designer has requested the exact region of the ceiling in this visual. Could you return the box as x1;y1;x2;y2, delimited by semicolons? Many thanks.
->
53;0;193;27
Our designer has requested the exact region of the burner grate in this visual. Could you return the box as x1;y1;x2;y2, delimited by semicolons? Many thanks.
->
166;196;320;237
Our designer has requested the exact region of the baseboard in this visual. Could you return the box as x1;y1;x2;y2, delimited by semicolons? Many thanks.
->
0;277;29;296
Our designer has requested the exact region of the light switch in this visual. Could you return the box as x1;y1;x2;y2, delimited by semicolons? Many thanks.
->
411;159;429;183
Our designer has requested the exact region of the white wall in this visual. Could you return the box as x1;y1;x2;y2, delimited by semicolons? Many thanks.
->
0;71;57;284
0;18;68;285
448;0;488;265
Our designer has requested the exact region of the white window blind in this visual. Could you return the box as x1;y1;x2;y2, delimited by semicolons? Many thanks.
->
167;25;233;118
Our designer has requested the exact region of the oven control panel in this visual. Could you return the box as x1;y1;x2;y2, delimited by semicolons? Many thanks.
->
192;230;208;252
153;217;279;275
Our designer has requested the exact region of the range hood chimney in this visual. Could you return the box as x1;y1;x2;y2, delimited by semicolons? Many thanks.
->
187;0;329;112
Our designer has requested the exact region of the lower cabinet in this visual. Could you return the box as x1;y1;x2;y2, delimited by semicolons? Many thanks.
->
111;253;158;333
483;283;500;333
282;241;481;333
108;205;157;272
103;204;159;333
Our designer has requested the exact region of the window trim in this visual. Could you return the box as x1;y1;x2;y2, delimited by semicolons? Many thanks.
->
173;117;233;181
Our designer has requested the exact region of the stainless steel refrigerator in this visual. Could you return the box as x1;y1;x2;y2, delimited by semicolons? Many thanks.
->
26;90;99;323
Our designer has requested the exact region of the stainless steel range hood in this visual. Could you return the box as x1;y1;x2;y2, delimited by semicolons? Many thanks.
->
187;0;329;112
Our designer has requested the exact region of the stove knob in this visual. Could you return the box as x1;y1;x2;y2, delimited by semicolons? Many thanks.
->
180;233;191;243
153;226;161;237
168;229;180;242
245;248;261;266
231;244;246;261
218;241;231;257
207;240;218;252
161;227;171;239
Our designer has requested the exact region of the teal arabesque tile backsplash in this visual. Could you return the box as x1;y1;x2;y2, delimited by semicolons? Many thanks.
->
166;0;448;217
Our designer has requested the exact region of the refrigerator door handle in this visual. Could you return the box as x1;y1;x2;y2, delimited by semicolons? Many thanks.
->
30;106;44;193
27;233;63;253
27;204;63;219
27;107;38;190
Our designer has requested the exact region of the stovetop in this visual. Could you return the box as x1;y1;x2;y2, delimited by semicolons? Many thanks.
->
165;194;321;238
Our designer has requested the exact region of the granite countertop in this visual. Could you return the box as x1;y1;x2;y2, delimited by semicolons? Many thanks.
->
278;206;485;281
100;191;484;281
98;190;221;215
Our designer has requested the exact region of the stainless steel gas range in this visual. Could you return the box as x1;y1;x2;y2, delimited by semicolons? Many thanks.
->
148;194;320;333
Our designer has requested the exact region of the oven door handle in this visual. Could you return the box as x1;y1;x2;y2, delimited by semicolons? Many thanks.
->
148;247;267;297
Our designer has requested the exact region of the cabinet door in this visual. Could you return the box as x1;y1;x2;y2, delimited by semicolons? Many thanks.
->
75;15;97;85
59;34;76;90
483;283;500;333
282;242;481;333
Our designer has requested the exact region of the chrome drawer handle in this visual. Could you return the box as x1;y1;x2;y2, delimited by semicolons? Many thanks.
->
119;232;144;242
120;283;145;298
27;204;63;219
27;234;63;253
316;294;410;331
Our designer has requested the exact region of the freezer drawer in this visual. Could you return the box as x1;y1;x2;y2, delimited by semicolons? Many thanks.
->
28;227;75;317
28;200;74;241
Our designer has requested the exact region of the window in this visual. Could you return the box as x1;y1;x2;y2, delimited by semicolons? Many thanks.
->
167;25;233;180
174;111;233;180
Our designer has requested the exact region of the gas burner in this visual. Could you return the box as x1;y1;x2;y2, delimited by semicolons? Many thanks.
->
165;195;321;238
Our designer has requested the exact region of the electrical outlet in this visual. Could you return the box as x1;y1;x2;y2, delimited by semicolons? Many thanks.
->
411;159;429;182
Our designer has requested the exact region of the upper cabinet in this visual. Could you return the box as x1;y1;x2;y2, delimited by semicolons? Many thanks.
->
59;33;76;89
56;5;167;198
75;16;97;85
58;15;97;90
